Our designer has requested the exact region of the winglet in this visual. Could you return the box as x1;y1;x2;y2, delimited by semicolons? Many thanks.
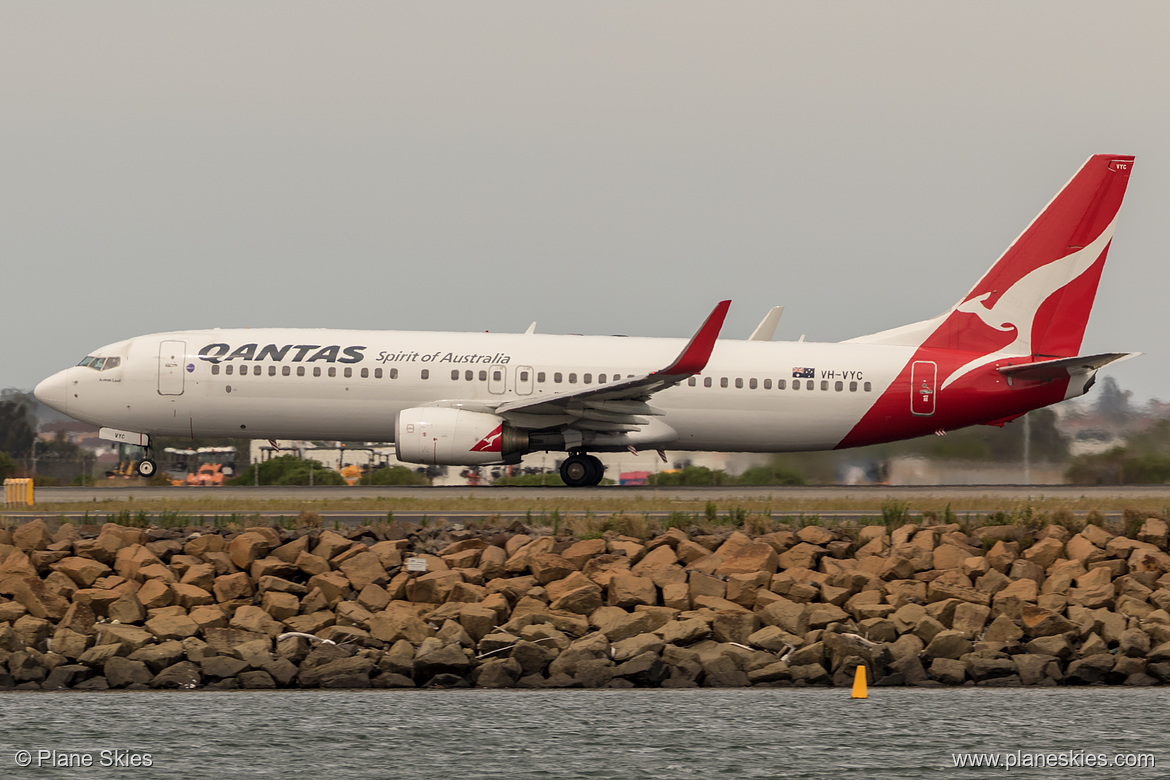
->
749;306;785;341
655;300;731;376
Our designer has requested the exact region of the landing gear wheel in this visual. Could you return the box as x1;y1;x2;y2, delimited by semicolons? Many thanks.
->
560;454;605;487
137;459;157;478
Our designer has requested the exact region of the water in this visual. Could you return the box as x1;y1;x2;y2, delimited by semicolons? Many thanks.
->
1;688;1166;779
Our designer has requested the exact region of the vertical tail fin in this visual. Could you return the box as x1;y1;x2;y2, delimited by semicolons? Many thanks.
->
849;155;1134;358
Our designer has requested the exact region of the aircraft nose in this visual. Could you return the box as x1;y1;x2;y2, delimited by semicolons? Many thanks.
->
34;370;70;414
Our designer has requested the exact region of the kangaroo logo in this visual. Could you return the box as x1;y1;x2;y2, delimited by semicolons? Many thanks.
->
470;425;503;453
941;217;1116;390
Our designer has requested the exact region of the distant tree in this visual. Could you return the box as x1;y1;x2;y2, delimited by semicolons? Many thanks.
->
735;459;806;486
1093;376;1133;427
1067;418;1170;484
649;465;729;486
361;466;430;486
0;398;34;457
0;451;16;480
228;454;346;486
491;472;567;487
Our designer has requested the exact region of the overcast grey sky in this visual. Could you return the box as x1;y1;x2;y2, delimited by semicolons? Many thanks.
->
3;2;1168;402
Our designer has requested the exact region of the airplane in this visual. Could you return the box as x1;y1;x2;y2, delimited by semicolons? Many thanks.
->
34;154;1136;487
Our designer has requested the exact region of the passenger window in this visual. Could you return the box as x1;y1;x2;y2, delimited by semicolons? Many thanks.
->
360;367;368;378
806;380;814;390
269;366;277;376
835;381;843;391
492;370;502;381
520;370;529;382
749;378;757;389
225;364;234;376
704;377;712;388
344;367;352;378
297;366;305;377
688;377;696;387
820;380;828;391
390;368;398;379
284;366;292;377
864;381;872;392
569;373;577;384
720;378;728;388
374;368;383;379
479;370;488;381
212;364;220;375
451;370;460;380
849;381;857;392
313;367;321;377
793;380;800;391
328;367;336;378
466;370;473;381
421;369;429;380
537;372;546;383
763;379;771;389
777;379;786;389
599;374;607;384
735;378;744;389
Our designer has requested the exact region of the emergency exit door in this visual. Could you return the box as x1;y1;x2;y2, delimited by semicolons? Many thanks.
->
910;360;936;416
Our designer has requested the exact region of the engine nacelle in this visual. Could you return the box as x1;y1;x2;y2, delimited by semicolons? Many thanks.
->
395;407;528;466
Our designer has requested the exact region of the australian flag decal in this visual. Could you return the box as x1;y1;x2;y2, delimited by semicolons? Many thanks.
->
792;367;815;378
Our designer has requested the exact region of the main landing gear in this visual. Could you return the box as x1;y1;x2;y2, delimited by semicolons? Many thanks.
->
560;452;605;487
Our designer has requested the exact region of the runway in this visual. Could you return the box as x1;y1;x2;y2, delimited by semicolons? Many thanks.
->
6;484;1166;529
25;483;1170;503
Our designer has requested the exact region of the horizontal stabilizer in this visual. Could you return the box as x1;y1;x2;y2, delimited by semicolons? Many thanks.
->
996;352;1138;382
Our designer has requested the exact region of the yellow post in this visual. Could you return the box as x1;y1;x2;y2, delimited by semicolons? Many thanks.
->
851;664;868;699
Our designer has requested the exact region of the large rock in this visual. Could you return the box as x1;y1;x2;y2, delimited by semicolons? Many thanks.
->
298;656;376;688
607;574;657;609
150;660;202;689
1065;654;1114;685
412;643;471;683
715;542;779;577
923;630;971;660
929;657;967;685
1138;518;1169;549
52;557;112;588
1020;604;1076;638
614;651;670;686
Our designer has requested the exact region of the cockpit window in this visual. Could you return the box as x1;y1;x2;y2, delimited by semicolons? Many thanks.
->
77;355;121;371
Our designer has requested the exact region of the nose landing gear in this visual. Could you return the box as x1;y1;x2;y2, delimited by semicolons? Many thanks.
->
560;452;605;487
136;456;157;478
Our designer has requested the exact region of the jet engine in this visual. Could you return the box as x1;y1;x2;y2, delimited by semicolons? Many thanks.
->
395;407;528;466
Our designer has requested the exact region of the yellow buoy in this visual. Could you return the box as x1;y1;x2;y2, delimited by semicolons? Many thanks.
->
851;664;868;699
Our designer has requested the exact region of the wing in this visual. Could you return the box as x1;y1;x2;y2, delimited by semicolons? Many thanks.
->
493;300;731;434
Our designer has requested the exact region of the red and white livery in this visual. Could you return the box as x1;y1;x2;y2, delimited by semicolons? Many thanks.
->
35;155;1137;485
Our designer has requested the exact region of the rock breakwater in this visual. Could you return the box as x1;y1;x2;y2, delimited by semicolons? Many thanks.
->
2;515;1170;690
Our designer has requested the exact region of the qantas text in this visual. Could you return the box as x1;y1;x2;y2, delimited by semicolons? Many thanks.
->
198;343;366;365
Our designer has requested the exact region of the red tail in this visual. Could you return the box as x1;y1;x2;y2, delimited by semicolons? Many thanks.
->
852;155;1134;359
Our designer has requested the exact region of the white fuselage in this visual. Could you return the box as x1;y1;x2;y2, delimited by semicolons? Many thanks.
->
40;328;912;453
